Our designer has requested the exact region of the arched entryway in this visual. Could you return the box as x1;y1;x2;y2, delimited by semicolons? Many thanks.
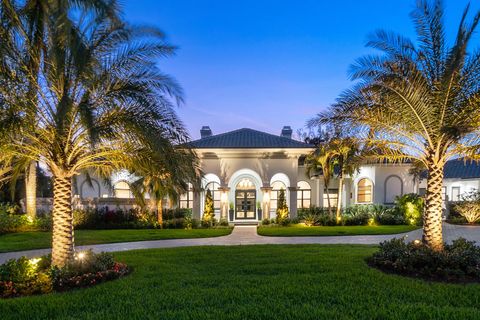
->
228;169;263;222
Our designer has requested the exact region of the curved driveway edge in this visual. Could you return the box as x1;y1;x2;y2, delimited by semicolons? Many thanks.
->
0;223;478;264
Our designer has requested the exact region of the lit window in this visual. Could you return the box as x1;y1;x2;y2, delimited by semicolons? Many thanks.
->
205;182;221;213
114;181;132;199
270;181;287;214
297;181;311;208
357;178;373;203
323;189;338;208
179;183;194;209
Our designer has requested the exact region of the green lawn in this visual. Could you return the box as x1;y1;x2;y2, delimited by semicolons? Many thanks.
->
0;228;232;253
1;245;479;319
257;224;419;237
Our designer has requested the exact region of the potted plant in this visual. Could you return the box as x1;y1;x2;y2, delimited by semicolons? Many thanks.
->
257;201;262;220
229;202;234;221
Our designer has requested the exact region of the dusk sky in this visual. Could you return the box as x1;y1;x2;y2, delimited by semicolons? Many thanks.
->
122;0;480;140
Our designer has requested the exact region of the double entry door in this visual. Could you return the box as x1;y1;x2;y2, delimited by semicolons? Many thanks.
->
235;190;256;219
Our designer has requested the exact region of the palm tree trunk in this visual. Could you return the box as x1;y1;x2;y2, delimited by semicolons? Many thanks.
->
324;181;332;217
336;177;344;223
423;162;444;251
25;161;37;218
51;175;74;267
157;198;163;227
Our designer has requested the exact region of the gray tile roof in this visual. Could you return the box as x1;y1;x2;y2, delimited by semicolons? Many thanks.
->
444;158;480;179
189;128;313;149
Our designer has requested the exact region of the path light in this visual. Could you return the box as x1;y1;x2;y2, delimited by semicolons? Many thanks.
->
77;252;86;260
413;239;421;245
29;258;41;269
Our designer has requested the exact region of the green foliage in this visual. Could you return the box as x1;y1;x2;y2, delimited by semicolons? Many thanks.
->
0;251;129;298
394;194;424;226
0;205;52;234
298;207;336;226
202;189;215;227
369;238;480;282
275;188;289;224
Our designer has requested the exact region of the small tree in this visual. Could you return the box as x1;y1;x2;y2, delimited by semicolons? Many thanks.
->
276;188;289;224
202;189;215;226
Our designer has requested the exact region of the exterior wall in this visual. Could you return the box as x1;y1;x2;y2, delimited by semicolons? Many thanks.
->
350;164;416;205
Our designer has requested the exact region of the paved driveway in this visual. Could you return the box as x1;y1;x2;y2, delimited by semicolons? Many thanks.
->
0;223;479;263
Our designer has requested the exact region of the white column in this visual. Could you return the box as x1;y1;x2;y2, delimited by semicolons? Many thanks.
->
288;187;298;218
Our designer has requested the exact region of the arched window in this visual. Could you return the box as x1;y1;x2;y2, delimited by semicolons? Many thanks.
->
270;181;287;214
114;181;132;199
384;176;403;204
205;181;221;213
357;178;373;203
179;183;194;209
297;181;311;208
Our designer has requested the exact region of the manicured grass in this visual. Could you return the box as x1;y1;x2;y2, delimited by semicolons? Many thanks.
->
257;224;419;237
0;228;232;253
1;245;479;319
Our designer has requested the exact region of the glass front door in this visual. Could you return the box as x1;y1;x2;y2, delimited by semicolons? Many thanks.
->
235;190;256;219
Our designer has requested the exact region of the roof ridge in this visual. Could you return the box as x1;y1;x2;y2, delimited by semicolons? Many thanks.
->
190;127;310;146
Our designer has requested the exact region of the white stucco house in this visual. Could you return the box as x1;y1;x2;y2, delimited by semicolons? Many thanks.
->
75;126;480;222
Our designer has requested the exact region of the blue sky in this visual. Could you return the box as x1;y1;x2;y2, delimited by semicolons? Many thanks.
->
122;0;480;139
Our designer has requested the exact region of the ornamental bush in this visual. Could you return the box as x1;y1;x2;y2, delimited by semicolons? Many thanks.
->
368;237;480;282
0;251;130;298
276;188;289;224
394;193;424;226
452;191;480;224
202;189;216;227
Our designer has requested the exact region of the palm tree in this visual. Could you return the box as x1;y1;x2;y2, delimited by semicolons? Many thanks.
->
329;137;360;222
0;0;120;218
0;8;187;266
311;0;480;250
130;147;202;226
306;143;334;217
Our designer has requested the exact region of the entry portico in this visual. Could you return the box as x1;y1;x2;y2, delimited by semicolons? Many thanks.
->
190;126;314;222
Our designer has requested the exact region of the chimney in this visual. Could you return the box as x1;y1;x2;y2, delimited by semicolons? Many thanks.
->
200;126;212;139
280;126;292;139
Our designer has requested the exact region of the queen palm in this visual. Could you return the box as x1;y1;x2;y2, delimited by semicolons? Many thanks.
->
312;0;480;250
0;9;187;266
329;137;360;222
0;0;119;218
306;143;334;217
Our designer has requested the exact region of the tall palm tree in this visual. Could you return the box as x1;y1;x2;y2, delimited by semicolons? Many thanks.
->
329;137;360;222
0;0;119;218
311;0;480;250
306;143;334;217
0;8;187;266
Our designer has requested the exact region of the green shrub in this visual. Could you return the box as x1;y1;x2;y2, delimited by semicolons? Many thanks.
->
202;190;216;227
298;207;334;226
394;193;423;226
342;212;371;226
368;237;480;282
261;218;270;225
374;208;406;225
276;188;289;224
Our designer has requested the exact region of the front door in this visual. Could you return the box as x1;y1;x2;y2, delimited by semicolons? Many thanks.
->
235;190;256;219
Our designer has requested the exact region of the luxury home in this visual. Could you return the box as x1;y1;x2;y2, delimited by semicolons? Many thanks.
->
74;126;480;222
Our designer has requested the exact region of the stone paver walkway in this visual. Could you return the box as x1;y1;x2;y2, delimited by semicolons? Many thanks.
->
1;223;479;263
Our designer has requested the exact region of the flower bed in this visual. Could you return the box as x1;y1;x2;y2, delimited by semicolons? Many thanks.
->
0;251;130;298
367;237;480;283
